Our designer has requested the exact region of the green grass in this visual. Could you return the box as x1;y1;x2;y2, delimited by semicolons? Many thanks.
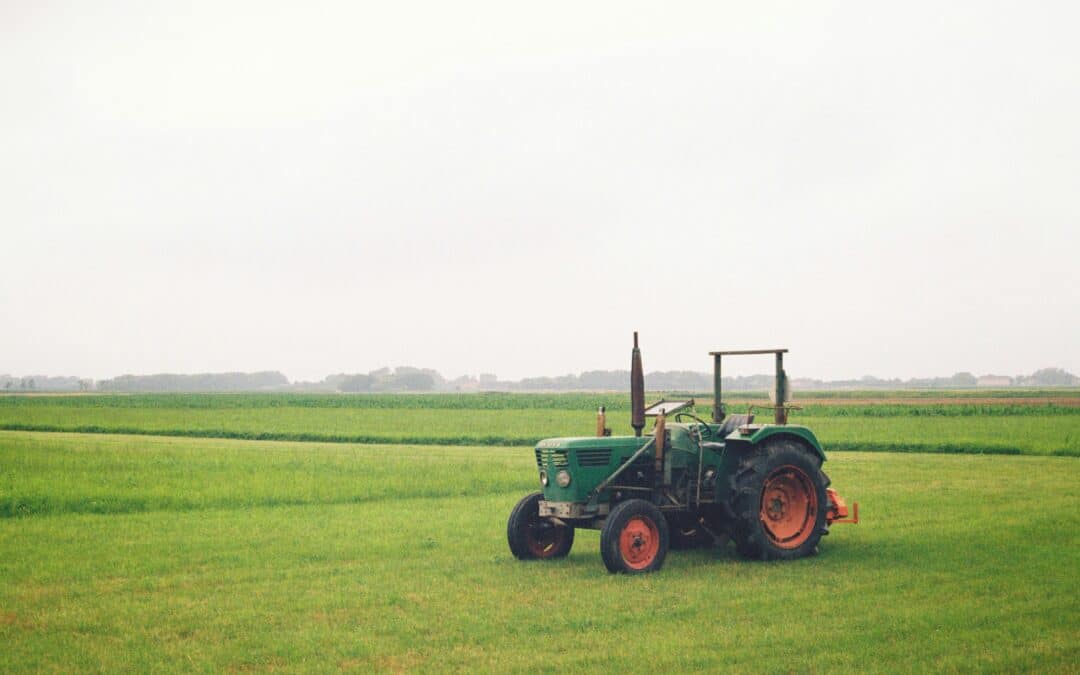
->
0;432;527;518
1;398;1078;456
1;431;1077;672
800;415;1080;456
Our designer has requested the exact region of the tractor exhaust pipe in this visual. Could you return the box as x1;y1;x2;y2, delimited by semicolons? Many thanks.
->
631;331;645;437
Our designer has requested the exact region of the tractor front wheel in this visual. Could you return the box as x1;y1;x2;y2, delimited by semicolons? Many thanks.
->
729;439;829;561
507;492;574;560
600;499;669;573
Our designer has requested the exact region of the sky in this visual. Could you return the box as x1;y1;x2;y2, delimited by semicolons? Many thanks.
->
2;1;1077;382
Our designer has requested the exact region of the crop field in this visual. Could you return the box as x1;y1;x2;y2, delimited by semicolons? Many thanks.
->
1;392;1078;456
1;392;1079;672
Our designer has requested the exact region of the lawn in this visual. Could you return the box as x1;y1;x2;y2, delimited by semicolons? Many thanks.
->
1;431;1077;672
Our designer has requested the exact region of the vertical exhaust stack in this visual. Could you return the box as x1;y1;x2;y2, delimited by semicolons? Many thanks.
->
631;332;645;437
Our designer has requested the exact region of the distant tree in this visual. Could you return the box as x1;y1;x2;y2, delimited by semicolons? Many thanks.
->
1028;368;1076;386
648;371;711;391
399;367;444;389
448;375;478;391
950;372;977;386
339;374;375;392
578;370;623;390
393;370;435;391
518;376;552;390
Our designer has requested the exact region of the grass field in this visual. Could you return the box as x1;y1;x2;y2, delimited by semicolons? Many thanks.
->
2;430;1078;672
2;393;1079;671
1;393;1078;455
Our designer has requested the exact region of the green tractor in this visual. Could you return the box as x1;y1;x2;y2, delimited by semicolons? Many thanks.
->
507;333;857;573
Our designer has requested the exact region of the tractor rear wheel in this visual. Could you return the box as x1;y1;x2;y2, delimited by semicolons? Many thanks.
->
600;499;669;573
729;439;828;561
507;492;574;560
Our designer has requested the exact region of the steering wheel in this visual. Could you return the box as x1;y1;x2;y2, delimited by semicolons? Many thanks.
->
674;412;713;439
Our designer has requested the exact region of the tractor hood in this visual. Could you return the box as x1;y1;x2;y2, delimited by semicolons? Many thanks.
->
535;435;649;503
536;435;646;451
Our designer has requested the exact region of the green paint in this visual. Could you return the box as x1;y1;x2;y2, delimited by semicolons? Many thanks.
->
725;423;826;460
536;421;827;509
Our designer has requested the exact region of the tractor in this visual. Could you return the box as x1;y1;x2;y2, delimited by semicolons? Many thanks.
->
507;333;857;573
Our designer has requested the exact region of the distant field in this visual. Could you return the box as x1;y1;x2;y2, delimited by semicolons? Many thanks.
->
1;431;1076;672
1;393;1078;455
4;389;1079;409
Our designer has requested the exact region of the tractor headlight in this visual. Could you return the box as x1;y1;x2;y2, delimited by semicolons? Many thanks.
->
539;469;548;486
556;469;571;488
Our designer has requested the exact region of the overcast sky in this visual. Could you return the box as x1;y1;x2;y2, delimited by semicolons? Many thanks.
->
2;1;1077;382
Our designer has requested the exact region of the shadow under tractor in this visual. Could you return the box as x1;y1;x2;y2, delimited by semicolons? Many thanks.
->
508;333;858;573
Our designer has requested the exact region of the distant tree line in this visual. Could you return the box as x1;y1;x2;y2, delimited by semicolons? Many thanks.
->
324;367;1077;393
795;368;1078;390
3;366;1077;393
96;371;288;392
0;375;91;392
327;367;443;393
1018;368;1078;386
494;370;775;392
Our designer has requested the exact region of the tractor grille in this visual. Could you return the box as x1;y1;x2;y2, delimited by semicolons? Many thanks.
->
538;447;569;468
575;449;612;467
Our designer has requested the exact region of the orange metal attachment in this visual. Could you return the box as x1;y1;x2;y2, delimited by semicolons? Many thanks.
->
826;487;859;524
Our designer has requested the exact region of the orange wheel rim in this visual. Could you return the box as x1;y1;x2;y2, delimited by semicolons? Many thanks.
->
618;516;660;569
525;518;567;558
759;465;818;549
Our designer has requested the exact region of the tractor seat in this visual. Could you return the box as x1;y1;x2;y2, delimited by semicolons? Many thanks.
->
716;413;754;438
699;414;755;451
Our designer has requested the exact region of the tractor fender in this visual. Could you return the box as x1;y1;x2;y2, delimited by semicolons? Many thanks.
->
713;426;826;505
724;424;826;462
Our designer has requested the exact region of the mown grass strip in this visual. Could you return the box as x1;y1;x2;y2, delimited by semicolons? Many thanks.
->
827;441;1026;455
3;423;1075;457
0;423;534;447
0;432;534;519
